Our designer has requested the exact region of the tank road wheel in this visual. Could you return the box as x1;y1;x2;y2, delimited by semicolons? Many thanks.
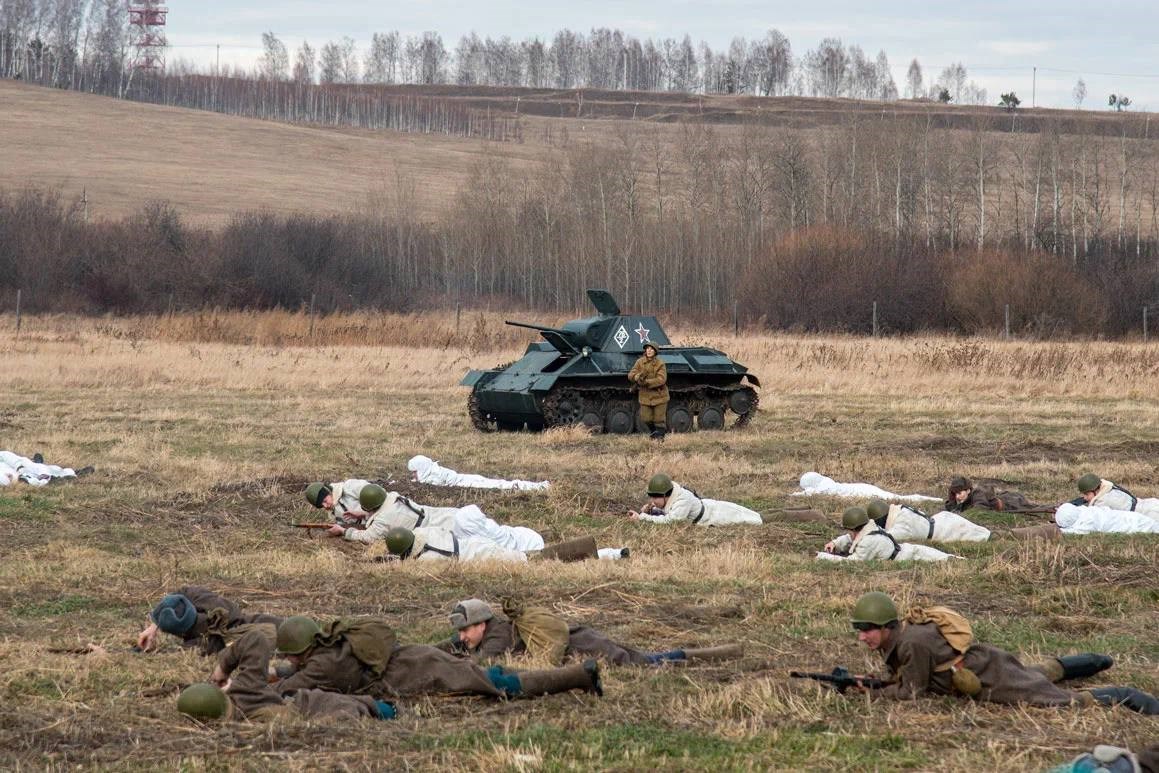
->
730;387;760;429
543;389;586;428
605;404;636;435
581;412;604;433
698;403;726;431
666;402;693;433
468;391;496;432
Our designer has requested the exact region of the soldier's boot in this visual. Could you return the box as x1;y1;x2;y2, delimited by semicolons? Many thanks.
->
1008;523;1062;540
32;452;44;464
653;422;667;441
1044;653;1114;681
516;659;603;697
761;508;828;524
645;649;687;665
681;643;744;662
1087;686;1159;715
537;536;598;562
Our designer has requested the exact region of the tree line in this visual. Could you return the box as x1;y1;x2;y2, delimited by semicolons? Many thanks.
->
2;3;1001;104
2;112;1157;336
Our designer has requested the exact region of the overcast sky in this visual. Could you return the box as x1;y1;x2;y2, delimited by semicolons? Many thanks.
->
166;1;1159;110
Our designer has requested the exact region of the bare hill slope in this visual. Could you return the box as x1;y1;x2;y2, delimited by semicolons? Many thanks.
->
0;80;542;222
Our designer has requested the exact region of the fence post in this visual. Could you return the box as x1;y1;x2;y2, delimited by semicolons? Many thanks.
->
1004;304;1010;340
15;289;22;335
1145;306;1150;342
733;300;739;337
455;301;461;333
872;301;878;337
308;293;316;339
167;292;174;318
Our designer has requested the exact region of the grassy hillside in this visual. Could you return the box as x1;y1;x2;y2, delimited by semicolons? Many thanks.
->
0;315;1155;769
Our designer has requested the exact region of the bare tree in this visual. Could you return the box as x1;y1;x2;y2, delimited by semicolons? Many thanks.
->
875;50;897;100
317;41;342;84
293;40;315;83
905;58;922;99
937;62;968;103
364;31;399;84
259;32;288;80
1072;78;1086;108
804;38;848;97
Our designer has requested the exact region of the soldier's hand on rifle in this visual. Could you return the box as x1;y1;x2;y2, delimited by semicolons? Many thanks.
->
326;524;345;537
137;621;159;652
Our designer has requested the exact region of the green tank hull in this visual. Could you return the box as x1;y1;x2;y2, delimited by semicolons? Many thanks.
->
461;290;760;433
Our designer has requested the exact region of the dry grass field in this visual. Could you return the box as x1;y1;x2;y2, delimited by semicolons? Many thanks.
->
0;312;1156;770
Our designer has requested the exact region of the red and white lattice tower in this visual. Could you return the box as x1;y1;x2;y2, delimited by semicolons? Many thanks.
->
127;1;168;71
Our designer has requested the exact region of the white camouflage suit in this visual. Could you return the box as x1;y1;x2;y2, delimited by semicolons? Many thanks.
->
823;522;959;562
340;492;545;551
1085;479;1159;520
326;479;372;527
874;503;991;543
408;455;550;491
407;525;528;563
1055;503;1159;534
635;482;763;526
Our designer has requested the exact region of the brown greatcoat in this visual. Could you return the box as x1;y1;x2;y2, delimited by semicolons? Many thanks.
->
946;484;1040;513
435;617;654;666
169;586;284;656
219;628;379;720
275;638;504;699
628;354;669;406
872;621;1080;706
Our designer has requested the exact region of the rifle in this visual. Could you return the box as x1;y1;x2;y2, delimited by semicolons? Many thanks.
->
47;644;143;655
293;522;335;530
790;666;887;693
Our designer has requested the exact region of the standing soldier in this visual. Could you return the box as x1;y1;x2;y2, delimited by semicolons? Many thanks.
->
630;473;763;526
136;586;283;656
628;341;668;440
846;591;1157;713
435;598;743;666
272;616;603;700
864;498;991;542
1076;473;1159;519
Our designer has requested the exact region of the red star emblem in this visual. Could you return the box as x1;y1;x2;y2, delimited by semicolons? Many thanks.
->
634;323;650;343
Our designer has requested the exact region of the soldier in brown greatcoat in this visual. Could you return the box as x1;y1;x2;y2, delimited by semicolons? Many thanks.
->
191;627;392;721
433;598;742;666
628;341;669;440
137;586;283;656
846;592;1158;714
945;476;1042;513
272;616;603;701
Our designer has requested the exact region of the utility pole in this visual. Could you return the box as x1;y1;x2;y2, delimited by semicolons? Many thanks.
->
81;187;88;224
1032;66;1036;108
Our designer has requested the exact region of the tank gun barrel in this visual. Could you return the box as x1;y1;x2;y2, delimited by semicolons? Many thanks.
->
505;320;581;353
505;320;571;335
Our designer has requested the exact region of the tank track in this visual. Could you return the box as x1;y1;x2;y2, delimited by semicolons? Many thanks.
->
467;389;496;432
541;383;758;432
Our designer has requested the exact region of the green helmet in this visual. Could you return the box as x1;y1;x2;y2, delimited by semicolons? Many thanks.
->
385;527;415;557
176;683;229;720
276;616;321;655
305;482;331;508
866;499;890;520
842;506;869;530
851;592;899;626
359;483;387;511
1076;473;1101;493
647;473;674;497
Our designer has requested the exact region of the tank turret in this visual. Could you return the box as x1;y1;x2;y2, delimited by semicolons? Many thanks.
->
461;290;759;433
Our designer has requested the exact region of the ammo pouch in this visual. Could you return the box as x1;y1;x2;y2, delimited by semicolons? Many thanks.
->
502;598;570;665
904;605;980;696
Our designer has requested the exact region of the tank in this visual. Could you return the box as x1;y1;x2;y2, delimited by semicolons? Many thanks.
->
461;289;760;433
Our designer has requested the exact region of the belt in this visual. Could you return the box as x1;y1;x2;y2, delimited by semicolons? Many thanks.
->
398;496;427;527
690;501;706;525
